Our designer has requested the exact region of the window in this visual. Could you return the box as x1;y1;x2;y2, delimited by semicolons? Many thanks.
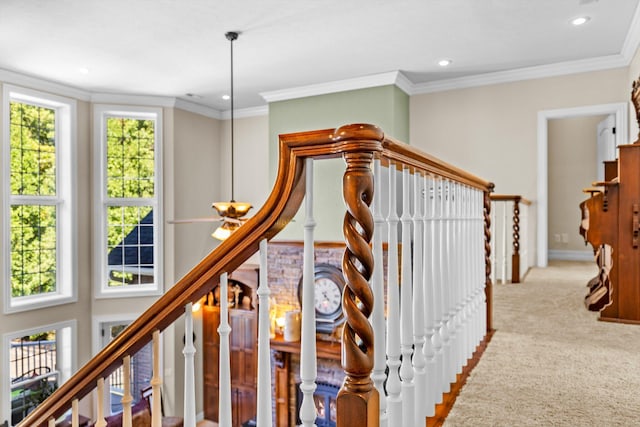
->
2;86;76;313
94;106;162;297
2;320;75;427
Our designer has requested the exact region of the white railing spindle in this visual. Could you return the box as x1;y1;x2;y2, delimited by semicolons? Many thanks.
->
183;303;196;427
501;202;508;283
431;177;445;402
72;398;79;427
371;158;388;427
95;378;106;427
422;175;436;418
122;355;132;427
385;163;402;424
490;201;496;285
257;238;273;427
400;167;415;427
218;273;232;427
300;157;318;427
412;171;426;427
440;180;452;393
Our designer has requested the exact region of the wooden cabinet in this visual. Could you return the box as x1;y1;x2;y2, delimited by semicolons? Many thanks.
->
203;266;259;427
581;144;640;323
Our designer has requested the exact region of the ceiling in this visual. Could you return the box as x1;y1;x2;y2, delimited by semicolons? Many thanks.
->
1;0;639;113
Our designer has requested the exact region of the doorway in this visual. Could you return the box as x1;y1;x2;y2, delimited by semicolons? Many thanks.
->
537;103;628;267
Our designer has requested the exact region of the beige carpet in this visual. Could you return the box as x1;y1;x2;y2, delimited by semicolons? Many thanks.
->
443;261;640;427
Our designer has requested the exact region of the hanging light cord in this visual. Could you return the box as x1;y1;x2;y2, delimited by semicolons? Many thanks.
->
226;31;238;202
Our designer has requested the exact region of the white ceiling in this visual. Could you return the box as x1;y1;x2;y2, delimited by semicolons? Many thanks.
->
1;0;639;113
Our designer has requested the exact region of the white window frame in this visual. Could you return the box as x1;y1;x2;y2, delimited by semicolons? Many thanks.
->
2;85;77;313
93;105;163;298
2;319;77;427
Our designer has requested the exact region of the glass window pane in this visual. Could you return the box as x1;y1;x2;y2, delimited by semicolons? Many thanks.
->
106;206;154;287
10;205;57;297
106;117;155;199
9;102;56;196
10;331;59;425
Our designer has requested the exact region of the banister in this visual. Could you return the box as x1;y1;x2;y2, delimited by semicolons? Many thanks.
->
489;194;532;205
20;123;387;426
21;122;494;426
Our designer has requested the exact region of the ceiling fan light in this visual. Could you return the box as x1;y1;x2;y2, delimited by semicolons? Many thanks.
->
212;220;241;240
212;201;253;218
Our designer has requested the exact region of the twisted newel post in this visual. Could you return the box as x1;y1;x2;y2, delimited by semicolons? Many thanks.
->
337;151;379;427
511;197;522;283
484;184;495;332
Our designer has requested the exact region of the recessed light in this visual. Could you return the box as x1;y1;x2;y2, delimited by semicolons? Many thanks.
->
571;16;590;26
438;59;452;67
222;94;230;100
79;67;89;74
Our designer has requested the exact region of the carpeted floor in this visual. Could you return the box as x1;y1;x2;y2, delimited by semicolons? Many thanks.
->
443;261;640;427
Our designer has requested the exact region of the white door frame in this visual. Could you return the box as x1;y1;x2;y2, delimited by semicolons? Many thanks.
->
537;102;629;267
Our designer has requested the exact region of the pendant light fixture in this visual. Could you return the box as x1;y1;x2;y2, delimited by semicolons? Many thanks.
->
212;31;252;240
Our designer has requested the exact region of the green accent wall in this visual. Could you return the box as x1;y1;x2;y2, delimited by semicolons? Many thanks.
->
268;85;409;240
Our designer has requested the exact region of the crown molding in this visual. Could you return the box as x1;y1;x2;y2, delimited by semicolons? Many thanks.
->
91;93;177;108
0;68;91;101
220;105;268;119
174;98;223;119
621;0;640;62
412;54;628;95
261;71;410;103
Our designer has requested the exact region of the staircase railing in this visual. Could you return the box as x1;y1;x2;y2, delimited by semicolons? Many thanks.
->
489;194;532;284
20;123;494;427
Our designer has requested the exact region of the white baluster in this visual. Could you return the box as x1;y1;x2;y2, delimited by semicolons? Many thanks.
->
431;177;444;402
300;157;317;427
422;175;436;418
450;182;461;381
371;158;388;427
218;273;233;427
122;355;133;427
257;238;273;427
465;187;475;362
412;171;426;427
48;418;55;427
95;378;107;427
72;398;79;427
400;167;415;427
184;303;197;427
440;180;452;393
502;202;508;284
386;163;402;425
490;200;496;285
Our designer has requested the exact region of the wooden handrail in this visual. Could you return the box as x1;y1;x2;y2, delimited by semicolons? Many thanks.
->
490;194;532;206
21;123;493;426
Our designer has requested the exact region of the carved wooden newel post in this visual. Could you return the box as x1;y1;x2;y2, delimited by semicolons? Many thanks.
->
511;197;522;284
337;151;380;427
484;184;495;332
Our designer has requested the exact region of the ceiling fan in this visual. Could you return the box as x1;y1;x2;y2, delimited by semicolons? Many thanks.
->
167;31;252;240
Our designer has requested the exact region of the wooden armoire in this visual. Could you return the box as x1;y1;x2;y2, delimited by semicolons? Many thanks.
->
203;265;259;426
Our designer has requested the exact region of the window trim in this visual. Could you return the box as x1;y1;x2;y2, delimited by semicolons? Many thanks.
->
93;105;163;298
2;319;77;426
2;85;78;313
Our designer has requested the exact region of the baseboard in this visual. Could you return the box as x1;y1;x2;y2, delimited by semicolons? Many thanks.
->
548;250;593;262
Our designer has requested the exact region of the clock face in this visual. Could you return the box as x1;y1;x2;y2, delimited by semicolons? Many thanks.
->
314;277;342;315
298;263;346;334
